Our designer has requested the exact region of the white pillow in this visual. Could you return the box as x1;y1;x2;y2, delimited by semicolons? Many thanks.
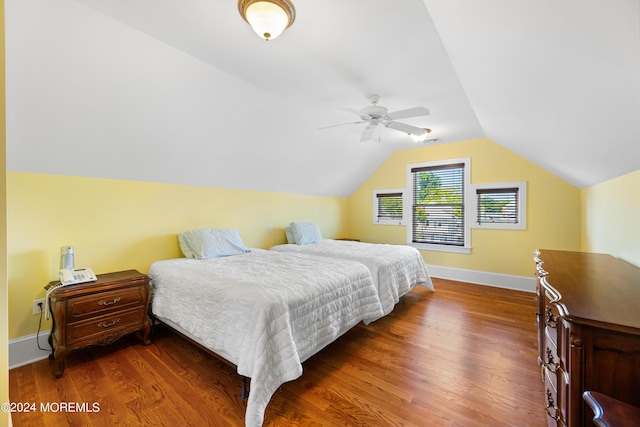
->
290;222;323;245
178;228;250;259
285;226;295;244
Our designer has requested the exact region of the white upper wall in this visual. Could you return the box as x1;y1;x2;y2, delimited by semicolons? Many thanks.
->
6;0;485;197
5;0;640;197
6;0;440;197
423;0;640;188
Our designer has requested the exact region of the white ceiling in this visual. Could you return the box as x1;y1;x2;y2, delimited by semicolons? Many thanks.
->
6;0;640;197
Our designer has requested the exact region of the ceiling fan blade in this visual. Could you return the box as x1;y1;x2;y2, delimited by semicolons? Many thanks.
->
386;106;430;120
386;121;428;136
341;107;365;117
360;125;376;142
318;121;365;130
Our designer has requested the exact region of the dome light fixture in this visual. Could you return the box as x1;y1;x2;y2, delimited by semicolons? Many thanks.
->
238;0;296;41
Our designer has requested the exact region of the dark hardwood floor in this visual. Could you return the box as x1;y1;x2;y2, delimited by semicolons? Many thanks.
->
9;279;546;426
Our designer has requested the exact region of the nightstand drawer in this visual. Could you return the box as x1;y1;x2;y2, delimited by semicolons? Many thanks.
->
69;286;145;319
68;307;146;343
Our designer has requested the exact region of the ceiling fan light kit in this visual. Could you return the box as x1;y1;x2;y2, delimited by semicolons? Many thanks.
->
411;128;432;142
238;0;296;41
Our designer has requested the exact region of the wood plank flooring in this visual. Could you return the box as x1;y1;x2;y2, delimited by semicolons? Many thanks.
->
9;279;546;426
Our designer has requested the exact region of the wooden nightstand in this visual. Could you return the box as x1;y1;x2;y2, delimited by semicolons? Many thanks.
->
46;269;151;378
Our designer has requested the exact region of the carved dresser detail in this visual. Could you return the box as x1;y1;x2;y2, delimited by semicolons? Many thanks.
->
534;249;640;427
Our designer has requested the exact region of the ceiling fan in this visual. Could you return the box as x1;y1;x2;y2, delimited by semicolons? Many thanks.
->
320;94;430;142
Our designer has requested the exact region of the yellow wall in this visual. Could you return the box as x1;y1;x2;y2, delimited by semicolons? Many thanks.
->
581;169;640;267
349;138;582;277
1;0;9;425
7;172;349;339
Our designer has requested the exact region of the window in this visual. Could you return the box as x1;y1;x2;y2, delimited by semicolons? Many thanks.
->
407;158;471;253
372;189;405;225
473;181;526;230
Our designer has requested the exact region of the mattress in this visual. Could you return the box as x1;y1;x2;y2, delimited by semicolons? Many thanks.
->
148;249;383;427
271;239;434;320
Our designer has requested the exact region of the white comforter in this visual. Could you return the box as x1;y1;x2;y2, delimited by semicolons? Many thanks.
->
148;249;383;427
271;239;434;320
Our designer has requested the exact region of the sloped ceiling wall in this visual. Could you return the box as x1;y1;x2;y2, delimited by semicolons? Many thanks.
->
7;0;407;197
423;0;640;188
6;0;640;196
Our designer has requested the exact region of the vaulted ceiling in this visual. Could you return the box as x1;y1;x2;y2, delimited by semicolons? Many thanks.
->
6;0;640;197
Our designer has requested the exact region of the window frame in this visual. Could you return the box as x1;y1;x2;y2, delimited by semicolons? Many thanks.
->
472;181;527;230
372;189;406;225
406;157;471;254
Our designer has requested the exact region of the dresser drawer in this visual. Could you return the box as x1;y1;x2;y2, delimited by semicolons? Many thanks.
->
68;286;146;319
544;300;558;336
557;367;570;426
543;345;559;392
67;306;146;344
545;382;562;426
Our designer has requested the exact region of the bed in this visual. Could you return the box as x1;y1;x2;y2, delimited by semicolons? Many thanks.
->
148;229;383;427
271;222;434;320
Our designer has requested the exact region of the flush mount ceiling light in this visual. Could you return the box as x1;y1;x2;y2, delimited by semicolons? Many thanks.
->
238;0;296;41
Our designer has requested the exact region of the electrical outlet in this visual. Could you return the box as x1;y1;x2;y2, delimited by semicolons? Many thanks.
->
33;299;45;315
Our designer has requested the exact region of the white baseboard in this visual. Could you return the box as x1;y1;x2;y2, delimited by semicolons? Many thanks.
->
9;330;52;370
426;264;536;293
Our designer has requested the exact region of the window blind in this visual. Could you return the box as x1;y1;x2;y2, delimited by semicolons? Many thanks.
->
476;187;519;224
411;163;465;246
376;192;403;222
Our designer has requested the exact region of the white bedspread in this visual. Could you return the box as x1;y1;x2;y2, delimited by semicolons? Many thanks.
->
271;239;434;320
148;249;382;427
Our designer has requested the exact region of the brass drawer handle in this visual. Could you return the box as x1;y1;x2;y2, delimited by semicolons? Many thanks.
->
545;389;561;421
545;306;557;328
96;318;121;328
545;347;559;372
98;297;121;306
545;405;560;421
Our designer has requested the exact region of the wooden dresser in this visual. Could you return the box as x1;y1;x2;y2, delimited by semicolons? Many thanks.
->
534;249;640;427
47;270;151;378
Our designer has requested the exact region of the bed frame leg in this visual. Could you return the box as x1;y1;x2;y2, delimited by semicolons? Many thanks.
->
240;376;249;399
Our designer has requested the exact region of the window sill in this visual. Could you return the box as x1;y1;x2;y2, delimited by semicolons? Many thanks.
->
373;221;407;226
408;242;472;254
472;223;526;230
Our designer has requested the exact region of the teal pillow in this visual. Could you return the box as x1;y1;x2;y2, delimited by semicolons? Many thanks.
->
178;228;250;259
290;222;322;245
